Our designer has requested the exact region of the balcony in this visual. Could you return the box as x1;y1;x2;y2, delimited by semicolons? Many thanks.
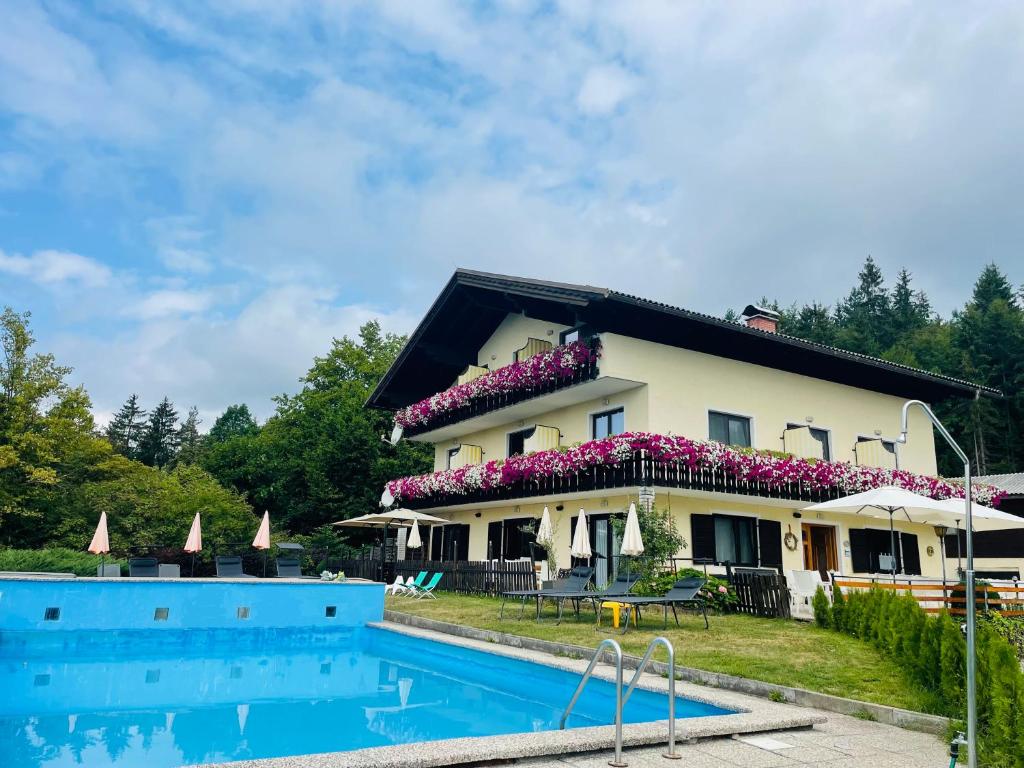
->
399;338;638;442
399;450;843;510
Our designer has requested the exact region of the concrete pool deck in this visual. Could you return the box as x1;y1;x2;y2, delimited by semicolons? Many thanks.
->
199;621;835;768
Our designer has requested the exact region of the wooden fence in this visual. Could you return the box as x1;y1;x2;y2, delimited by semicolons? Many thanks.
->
834;576;1024;616
333;558;536;595
730;571;791;619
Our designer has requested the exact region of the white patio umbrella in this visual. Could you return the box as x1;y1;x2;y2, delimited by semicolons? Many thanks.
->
88;511;110;574
570;508;591;562
335;510;450;577
620;502;645;557
252;511;271;549
536;507;554;548
184;512;202;577
934;498;1024;531
805;486;955;581
406;520;422;549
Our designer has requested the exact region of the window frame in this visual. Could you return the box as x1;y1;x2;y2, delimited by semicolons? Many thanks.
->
446;446;460;469
707;409;754;448
506;425;536;458
559;325;586;345
590;407;625;440
785;422;833;461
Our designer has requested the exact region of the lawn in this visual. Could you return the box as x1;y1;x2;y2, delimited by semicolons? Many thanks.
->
386;593;941;714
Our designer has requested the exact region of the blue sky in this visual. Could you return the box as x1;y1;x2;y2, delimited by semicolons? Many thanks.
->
2;1;1022;425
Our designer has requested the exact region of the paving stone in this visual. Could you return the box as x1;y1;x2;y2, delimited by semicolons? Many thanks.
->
695;740;799;767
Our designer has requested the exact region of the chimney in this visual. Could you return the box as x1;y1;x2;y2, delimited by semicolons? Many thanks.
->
742;304;780;334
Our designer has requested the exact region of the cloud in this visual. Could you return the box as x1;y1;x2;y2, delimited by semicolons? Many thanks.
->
0;249;112;287
129;289;216;320
577;65;638;115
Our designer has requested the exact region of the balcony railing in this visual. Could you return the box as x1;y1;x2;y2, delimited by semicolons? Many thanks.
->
401;449;844;509
401;338;600;438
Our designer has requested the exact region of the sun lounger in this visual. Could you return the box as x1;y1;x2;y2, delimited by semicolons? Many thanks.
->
274;557;302;578
396;571;428;595
215;555;254;578
128;557;159;577
605;576;709;633
543;572;640;624
499;566;595;620
407;572;443;599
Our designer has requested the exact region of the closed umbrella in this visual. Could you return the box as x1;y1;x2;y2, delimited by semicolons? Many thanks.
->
184;513;202;577
407;520;422;549
88;512;110;575
536;507;553;548
620;502;645;557
570;508;591;563
253;511;271;576
805;486;954;582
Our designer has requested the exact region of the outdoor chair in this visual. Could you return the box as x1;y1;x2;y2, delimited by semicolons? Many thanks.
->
543;572;641;625
274;557;302;578
388;575;408;595
499;566;595;621
604;576;710;634
215;555;254;578
396;571;428;596
128;557;159;578
407;572;443;599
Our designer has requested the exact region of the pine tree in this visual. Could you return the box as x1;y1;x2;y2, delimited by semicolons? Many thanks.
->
174;406;203;466
834;256;892;356
105;394;147;459
889;268;931;341
137;397;179;468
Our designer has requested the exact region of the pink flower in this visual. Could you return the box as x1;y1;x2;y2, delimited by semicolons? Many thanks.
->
384;431;1005;509
718;585;728;594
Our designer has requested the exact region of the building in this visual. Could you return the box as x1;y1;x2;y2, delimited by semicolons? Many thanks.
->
369;270;1004;585
948;473;1024;579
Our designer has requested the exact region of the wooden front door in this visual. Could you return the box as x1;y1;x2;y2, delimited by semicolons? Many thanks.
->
802;523;838;578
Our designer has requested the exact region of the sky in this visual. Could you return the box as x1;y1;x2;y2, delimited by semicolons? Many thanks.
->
1;1;1022;427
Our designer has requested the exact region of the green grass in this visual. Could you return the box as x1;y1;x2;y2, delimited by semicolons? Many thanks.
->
387;593;942;714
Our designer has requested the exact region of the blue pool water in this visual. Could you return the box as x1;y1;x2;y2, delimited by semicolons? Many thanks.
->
0;626;732;767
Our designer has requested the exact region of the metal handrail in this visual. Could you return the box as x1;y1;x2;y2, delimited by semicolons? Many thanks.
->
622;637;679;760
559;638;625;767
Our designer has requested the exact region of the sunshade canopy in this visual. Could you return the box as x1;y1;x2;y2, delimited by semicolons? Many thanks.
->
333;509;451;527
620;502;644;557
933;498;1024;532
570;508;592;558
804;486;959;527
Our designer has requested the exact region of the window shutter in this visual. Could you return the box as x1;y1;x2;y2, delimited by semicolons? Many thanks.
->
758;519;783;569
849;529;871;573
901;532;922;575
691;514;716;563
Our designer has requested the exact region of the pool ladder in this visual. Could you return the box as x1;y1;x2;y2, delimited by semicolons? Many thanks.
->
559;637;679;767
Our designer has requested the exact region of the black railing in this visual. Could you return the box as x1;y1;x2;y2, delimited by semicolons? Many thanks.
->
402;339;601;438
333;558;535;594
402;449;845;509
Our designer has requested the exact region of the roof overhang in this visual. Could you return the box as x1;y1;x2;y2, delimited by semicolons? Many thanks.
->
367;269;1001;411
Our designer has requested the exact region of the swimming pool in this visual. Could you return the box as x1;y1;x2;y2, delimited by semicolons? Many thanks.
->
0;625;732;767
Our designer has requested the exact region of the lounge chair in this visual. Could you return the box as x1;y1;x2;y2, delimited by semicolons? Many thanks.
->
607;576;710;633
388;575;408;594
274;557;302;578
543;572;641;625
397;571;428;595
499;566;595;620
407;572;443;599
215;555;254;578
128;557;159;577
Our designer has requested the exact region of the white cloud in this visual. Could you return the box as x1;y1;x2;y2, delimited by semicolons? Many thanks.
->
577;65;638;115
129;289;215;320
0;248;112;287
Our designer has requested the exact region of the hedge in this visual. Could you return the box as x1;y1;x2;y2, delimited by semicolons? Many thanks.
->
0;548;125;577
814;586;1024;767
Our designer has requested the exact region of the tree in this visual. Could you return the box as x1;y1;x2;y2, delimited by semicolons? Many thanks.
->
137;397;179;468
834;256;891;355
207;404;259;443
174;406;203;466
105;394;147;459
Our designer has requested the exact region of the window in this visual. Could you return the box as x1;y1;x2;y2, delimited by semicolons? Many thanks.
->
560;326;585;345
858;436;896;454
709;411;751;448
592;408;625;439
787;423;831;460
507;428;532;457
849;529;921;575
714;515;757;566
446;447;460;469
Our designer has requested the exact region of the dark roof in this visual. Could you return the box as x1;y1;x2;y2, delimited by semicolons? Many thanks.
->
367;269;1001;410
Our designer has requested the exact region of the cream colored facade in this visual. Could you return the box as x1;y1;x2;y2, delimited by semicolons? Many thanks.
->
408;312;958;581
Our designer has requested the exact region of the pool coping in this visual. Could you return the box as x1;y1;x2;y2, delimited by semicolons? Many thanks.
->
192;621;824;768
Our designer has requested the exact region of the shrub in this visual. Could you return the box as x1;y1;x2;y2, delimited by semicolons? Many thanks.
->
823;587;1024;768
634;567;737;611
613;505;686;586
0;547;126;577
812;585;831;628
980;613;1024;664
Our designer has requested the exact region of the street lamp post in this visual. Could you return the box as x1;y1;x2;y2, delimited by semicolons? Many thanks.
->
898;400;977;768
